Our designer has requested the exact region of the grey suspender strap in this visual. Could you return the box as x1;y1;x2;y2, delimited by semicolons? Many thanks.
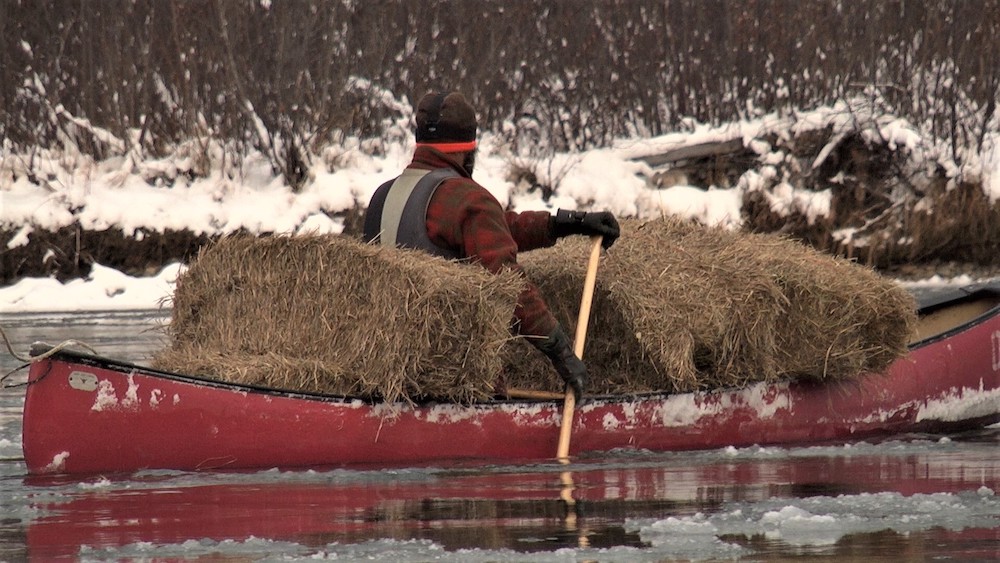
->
378;168;460;258
379;169;427;248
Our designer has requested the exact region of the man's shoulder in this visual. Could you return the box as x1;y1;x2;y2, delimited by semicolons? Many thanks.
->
432;175;501;210
435;173;487;193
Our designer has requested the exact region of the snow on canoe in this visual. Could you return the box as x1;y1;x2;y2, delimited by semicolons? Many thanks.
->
21;281;1000;475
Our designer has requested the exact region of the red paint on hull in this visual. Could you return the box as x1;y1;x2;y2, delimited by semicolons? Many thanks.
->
22;305;1000;475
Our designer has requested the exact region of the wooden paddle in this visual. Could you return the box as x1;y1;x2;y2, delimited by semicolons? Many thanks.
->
557;235;603;461
504;388;565;401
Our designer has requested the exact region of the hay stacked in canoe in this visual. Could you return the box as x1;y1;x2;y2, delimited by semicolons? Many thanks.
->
153;234;523;404
155;218;917;402
502;217;917;394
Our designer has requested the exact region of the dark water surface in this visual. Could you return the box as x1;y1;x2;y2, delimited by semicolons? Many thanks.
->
1;311;998;561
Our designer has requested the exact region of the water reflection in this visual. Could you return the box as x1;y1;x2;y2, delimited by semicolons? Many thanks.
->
17;439;1000;559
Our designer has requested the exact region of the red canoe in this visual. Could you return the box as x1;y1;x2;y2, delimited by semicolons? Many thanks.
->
21;282;1000;475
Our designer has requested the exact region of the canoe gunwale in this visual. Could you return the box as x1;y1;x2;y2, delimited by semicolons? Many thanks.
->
25;279;1000;407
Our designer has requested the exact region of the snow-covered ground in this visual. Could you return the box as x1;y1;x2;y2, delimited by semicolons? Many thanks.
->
3;98;998;314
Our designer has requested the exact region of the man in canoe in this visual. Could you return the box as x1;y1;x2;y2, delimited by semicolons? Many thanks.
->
363;91;620;399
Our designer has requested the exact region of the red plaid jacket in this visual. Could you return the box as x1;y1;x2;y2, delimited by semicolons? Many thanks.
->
407;146;559;339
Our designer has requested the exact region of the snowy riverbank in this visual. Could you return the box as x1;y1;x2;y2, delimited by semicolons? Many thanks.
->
3;99;999;314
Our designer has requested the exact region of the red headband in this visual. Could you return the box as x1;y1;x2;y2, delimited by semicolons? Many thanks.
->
416;141;477;153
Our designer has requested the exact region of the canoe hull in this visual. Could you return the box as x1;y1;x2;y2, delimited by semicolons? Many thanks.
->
22;300;1000;475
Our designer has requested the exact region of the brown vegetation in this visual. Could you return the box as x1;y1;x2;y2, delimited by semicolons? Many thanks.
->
2;1;997;176
154;221;916;401
641;125;1000;269
0;225;211;284
503;218;917;395
153;234;523;404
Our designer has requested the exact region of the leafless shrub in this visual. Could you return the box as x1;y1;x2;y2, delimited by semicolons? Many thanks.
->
2;0;997;266
4;0;996;158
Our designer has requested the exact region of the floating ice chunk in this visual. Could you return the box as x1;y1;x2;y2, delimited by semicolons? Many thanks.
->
633;489;1000;553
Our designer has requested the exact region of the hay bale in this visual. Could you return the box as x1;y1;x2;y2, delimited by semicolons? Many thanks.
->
502;217;917;394
752;234;917;380
155;220;917;402
153;234;523;403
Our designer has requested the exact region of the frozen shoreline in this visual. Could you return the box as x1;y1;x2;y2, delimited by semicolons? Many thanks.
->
4;100;999;315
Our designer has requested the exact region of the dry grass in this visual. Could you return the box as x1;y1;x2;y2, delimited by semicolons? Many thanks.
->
155;219;917;401
502;217;917;394
153;234;523;404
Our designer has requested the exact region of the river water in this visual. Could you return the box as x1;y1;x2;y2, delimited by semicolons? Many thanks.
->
1;310;998;561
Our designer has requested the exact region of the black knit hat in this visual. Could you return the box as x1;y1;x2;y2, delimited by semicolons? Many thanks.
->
415;92;478;144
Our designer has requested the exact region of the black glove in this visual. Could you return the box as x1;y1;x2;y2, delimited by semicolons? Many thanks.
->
532;325;588;400
550;209;621;249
